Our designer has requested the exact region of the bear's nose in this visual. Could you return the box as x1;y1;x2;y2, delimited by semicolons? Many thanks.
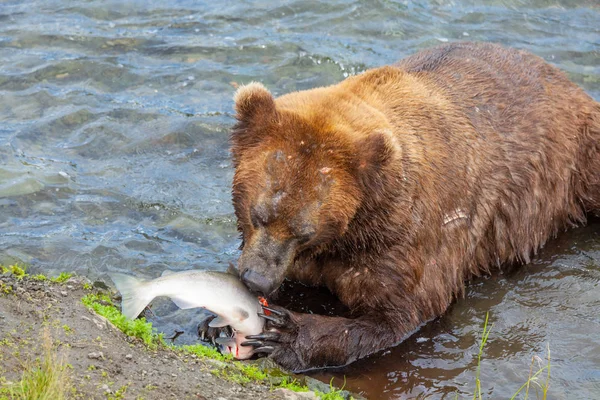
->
241;269;271;295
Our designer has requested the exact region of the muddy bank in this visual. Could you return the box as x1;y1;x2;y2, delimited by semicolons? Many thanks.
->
0;272;354;400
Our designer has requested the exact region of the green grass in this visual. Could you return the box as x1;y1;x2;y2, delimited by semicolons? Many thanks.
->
175;343;231;362
61;325;74;335
81;293;162;349
276;376;310;392
469;313;551;400
31;274;48;282
1;265;72;285
51;273;73;284
473;312;493;400
2;329;72;400
0;282;12;295
1;265;27;279
509;343;551;400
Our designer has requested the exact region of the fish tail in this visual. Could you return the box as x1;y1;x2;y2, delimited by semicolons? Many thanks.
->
108;272;154;320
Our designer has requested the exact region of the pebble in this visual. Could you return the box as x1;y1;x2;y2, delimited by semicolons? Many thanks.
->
101;384;111;394
274;389;319;400
125;354;133;360
87;351;104;360
60;291;68;297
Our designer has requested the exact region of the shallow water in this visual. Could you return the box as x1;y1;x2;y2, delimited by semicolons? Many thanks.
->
0;0;599;398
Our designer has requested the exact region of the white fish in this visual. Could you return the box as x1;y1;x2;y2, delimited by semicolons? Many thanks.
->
108;270;264;360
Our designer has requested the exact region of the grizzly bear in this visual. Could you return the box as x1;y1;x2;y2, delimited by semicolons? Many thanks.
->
229;42;600;371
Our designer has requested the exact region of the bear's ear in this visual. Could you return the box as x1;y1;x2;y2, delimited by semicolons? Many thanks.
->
231;83;277;161
233;82;276;122
355;131;395;188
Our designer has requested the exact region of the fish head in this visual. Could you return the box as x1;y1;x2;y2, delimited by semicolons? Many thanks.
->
216;335;255;360
213;307;264;361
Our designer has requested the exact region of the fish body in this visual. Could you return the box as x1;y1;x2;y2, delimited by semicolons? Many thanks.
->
109;270;263;359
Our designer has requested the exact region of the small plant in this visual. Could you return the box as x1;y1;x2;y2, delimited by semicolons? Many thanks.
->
6;329;72;400
473;312;493;400
276;376;309;392
1;265;27;279
509;343;551;400
108;384;129;399
315;377;349;400
237;363;268;382
83;282;92;290
51;273;73;284
32;274;48;282
61;325;73;335
0;282;12;295
175;343;231;362
467;313;551;400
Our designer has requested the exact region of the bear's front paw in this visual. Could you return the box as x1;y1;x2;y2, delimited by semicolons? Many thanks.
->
242;305;307;371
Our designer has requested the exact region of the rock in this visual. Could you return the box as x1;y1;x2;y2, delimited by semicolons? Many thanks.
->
92;280;110;290
60;291;68;297
101;384;111;394
91;318;105;330
273;388;318;400
87;351;104;360
125;354;133;360
304;377;360;400
204;358;228;369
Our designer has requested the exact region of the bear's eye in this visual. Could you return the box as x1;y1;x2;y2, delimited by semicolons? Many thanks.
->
297;233;313;245
293;224;316;244
250;206;269;228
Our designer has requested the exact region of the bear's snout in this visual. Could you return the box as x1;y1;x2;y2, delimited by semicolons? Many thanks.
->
241;268;274;296
238;229;298;296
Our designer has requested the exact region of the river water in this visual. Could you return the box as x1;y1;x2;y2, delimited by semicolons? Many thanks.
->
0;1;599;398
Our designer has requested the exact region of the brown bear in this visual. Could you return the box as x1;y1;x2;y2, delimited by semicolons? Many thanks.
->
229;42;600;372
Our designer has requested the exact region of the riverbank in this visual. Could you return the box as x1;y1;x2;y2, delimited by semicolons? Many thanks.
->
0;268;356;400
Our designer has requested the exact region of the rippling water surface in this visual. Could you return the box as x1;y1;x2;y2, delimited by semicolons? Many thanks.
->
1;1;599;398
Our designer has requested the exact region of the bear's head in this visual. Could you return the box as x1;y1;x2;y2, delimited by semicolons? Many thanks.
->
231;82;394;295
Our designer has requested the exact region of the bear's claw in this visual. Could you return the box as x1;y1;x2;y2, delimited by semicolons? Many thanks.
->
262;306;286;316
241;305;296;356
253;345;275;354
244;331;281;342
256;304;290;328
257;312;286;326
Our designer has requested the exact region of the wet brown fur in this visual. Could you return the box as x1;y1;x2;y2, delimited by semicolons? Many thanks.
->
230;42;600;371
